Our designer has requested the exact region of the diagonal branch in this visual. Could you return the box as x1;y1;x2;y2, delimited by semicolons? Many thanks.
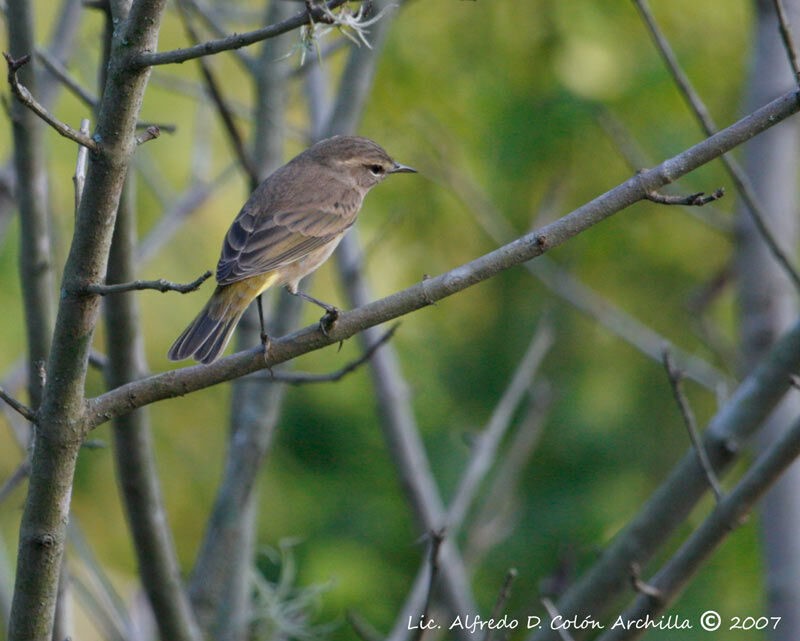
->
86;87;800;427
3;52;99;151
85;270;212;295
632;0;800;293
177;2;259;185
595;411;800;641
772;0;800;85
0;385;36;423
248;324;398;384
662;349;723;501
131;0;350;68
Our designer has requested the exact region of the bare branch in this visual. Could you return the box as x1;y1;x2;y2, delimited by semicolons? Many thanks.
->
663;349;724;501
425;135;731;393
135;124;161;145
0;385;36;422
643;187;724;206
447;318;553;531
628;562;662;600
3;52;99;151
484;569;518;641
177;3;259;184
87;87;800;427
248;324;398;384
178;0;256;71
85;270;212;295
34;46;95;107
131;0;350;68
527;312;800;641
772;0;800;85
595;411;800;641
410;530;445;641
632;0;800;293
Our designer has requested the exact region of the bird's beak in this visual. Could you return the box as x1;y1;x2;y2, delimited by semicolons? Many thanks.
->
390;162;417;174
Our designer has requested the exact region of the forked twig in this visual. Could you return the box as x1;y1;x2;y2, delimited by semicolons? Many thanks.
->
3;52;98;152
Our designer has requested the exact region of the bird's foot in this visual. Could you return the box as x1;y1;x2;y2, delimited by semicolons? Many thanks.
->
319;306;340;338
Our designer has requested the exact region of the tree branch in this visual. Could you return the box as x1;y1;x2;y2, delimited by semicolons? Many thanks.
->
527;313;800;641
3;52;99;151
424;130;731;393
0;385;36;423
248;324;398;383
84;270;212;295
177;2;259;185
662;349;724;501
643;187;724;206
130;0;350;68
595;411;800;641
772;0;800;85
86;87;800;428
632;0;800;293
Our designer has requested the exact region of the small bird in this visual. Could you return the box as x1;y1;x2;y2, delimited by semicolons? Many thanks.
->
168;135;416;364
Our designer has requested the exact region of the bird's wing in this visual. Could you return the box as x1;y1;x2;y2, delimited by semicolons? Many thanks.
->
216;181;361;286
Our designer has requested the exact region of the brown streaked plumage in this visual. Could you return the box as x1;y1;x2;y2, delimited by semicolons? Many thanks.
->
168;135;416;364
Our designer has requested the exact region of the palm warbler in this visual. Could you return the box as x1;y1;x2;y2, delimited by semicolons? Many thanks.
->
168;135;416;364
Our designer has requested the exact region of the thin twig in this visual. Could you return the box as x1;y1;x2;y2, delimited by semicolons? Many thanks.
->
772;0;800;85
249;324;398;383
34;46;95;107
595;411;800;641
177;3;259;184
541;598;576;641
410;529;445;641
0;385;36;422
663;348;724;501
86;87;800;426
34;49;176;133
629;562;662;600
484;569;518;641
3;52;99;151
643;187;724;207
85;270;212;295
632;0;800;293
135;125;161;145
73;118;90;213
132;0;350;68
178;0;256;71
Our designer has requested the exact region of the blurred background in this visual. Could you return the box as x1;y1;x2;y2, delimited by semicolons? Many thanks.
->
0;0;796;639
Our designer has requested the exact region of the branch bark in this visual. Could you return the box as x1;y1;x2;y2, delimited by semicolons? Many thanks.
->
527;311;800;641
131;0;349;68
595;412;800;641
7;1;170;637
105;178;202;640
87;87;800;428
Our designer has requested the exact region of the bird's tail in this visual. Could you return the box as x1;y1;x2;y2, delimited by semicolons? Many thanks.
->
168;273;278;364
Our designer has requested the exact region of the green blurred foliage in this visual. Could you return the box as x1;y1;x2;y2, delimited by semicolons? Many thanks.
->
0;0;782;638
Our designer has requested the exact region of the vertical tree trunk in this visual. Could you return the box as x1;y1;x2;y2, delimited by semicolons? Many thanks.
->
736;2;800;639
5;0;55;411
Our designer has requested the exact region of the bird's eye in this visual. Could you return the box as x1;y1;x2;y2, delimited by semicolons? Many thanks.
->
367;164;384;176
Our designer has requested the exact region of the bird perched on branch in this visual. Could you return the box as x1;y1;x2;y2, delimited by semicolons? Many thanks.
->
168;135;416;364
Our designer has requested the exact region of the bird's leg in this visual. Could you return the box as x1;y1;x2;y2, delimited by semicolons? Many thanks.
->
286;287;340;337
256;295;272;366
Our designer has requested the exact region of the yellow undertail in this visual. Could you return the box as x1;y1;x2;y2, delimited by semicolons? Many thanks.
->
167;272;279;364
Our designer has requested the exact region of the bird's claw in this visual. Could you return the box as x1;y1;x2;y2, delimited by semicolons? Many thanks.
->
319;306;340;337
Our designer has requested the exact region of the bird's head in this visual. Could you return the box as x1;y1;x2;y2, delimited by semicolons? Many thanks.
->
306;135;417;191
